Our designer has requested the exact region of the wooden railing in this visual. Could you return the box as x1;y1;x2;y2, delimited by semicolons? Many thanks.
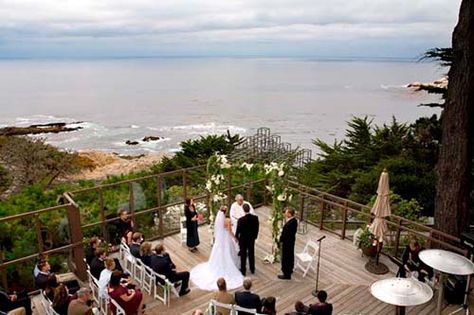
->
0;166;468;290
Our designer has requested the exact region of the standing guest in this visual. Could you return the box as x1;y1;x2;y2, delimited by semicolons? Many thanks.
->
308;290;333;315
52;284;73;315
139;242;153;267
108;271;143;315
85;237;101;265
185;198;200;252
235;278;261;315
90;249;107;280
261;296;277;315
278;208;298;280
0;289;31;315
399;239;433;282
129;232;143;258
230;194;255;234
98;258;115;298
116;209;134;244
67;288;94;315
212;278;235;315
150;244;191;296
235;204;259;276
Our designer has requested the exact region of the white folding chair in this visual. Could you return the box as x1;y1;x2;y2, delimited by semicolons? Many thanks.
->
86;270;100;305
133;258;144;286
180;216;187;246
109;297;126;315
207;299;234;315
153;271;171;305
295;239;319;277
233;304;258;314
141;264;155;296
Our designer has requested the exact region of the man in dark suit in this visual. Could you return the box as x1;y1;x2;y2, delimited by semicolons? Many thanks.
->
278;207;298;280
235;203;259;276
89;249;107;279
308;290;333;315
150;243;190;296
129;232;143;258
235;277;261;315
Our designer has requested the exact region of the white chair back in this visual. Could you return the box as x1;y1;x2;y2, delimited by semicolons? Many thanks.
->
109;297;126;315
141;264;155;296
180;216;187;245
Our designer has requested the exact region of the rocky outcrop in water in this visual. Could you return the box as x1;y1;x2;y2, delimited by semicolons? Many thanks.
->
142;136;162;142
0;122;83;136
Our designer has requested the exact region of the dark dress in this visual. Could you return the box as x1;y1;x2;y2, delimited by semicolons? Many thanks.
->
109;286;143;315
280;217;298;278
184;205;200;248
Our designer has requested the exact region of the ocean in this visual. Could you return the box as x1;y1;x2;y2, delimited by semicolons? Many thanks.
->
0;58;443;155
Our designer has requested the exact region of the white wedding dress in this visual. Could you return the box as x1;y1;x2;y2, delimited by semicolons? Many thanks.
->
190;211;243;291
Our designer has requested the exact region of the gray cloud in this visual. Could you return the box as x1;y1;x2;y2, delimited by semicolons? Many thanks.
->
0;0;461;57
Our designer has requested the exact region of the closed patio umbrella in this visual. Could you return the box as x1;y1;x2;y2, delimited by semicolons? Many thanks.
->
366;169;391;274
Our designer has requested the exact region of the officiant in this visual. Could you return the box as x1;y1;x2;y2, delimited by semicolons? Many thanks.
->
230;194;255;234
185;197;200;252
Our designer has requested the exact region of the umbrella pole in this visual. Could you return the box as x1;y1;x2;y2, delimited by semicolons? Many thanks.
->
436;272;446;315
396;305;406;315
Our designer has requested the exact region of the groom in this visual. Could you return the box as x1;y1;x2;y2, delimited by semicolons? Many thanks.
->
235;203;259;276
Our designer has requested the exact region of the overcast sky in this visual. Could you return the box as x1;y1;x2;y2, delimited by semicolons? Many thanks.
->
0;0;462;58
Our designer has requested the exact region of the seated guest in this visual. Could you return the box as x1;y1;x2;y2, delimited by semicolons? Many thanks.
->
284;301;309;315
0;289;31;315
98;258;115;298
89;249;107;280
193;310;204;315
33;253;48;278
35;260;52;290
235;278;261;315
139;242;153;267
261;296;276;315
108;271;143;315
52;284;74;315
308;290;332;315
399;239;433;282
67;288;94;315
150;244;190;296
129;232;143;258
212;277;234;315
85;237;101;265
44;275;59;301
116;209;134;244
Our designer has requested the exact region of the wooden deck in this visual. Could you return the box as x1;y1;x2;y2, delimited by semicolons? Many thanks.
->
145;206;471;315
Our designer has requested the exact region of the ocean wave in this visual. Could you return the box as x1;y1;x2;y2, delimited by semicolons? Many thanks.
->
14;114;78;126
380;84;408;90
149;122;246;134
130;124;140;129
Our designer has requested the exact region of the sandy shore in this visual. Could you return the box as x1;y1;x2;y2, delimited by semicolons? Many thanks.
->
73;150;167;181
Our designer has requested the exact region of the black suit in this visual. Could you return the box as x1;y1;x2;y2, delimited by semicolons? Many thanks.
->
308;303;333;315
236;213;259;275
89;257;105;280
235;291;262;315
150;253;189;294
35;272;50;290
129;243;141;258
280;217;298;278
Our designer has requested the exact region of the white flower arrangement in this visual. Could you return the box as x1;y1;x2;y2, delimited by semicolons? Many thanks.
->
278;170;285;177
212;193;227;203
277;193;287;201
265;185;275;193
241;162;254;172
263;254;276;264
205;180;212;192
216;154;231;169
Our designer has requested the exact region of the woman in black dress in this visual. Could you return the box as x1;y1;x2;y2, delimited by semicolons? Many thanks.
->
185;198;200;252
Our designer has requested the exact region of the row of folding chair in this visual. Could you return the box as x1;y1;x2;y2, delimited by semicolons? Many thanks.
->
207;299;266;315
119;241;181;306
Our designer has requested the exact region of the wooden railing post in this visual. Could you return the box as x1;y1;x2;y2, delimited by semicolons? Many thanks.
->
156;175;163;238
393;217;403;257
320;194;325;230
99;188;107;242
227;170;233;208
0;249;7;290
67;202;87;281
182;169;188;201
34;214;44;253
341;201;348;240
128;182;136;226
299;191;305;221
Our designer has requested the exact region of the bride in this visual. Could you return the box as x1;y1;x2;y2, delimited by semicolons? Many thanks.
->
190;206;244;291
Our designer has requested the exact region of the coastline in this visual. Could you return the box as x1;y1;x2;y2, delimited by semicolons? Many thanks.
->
73;150;167;181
